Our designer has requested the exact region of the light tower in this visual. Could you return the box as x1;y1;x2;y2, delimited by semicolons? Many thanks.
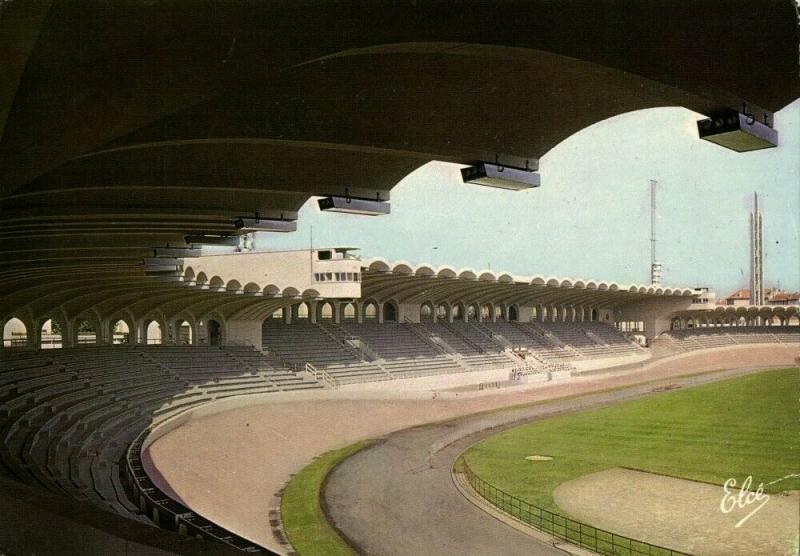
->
749;193;764;305
650;179;662;286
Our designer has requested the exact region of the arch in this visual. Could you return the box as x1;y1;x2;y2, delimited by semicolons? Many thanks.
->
363;300;379;320
40;317;63;349
382;301;398;323
144;319;163;344
591;308;599;322
226;279;243;293
294;302;311;320
466;303;478;321
111;319;132;345
207;319;222;346
317;301;335;321
75;318;98;345
195;272;208;286
458;270;477;281
243;282;261;295
436;267;457;279
452;302;464;322
2;317;27;349
175;319;193;345
494;305;505;321
341;302;357;321
480;303;492;321
368;260;391;272
263;284;281;297
788;315;800;326
415;266;435;277
392;263;414;275
269;308;285;320
420;302;434;322
183;266;195;282
209;275;225;290
508;305;519;321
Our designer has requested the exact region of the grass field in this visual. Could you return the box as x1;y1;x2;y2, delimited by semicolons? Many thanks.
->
462;368;800;514
280;441;371;556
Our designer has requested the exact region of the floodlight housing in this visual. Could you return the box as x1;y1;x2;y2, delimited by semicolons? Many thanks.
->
317;196;391;216
697;110;778;152
233;217;297;232
461;163;541;190
184;234;240;246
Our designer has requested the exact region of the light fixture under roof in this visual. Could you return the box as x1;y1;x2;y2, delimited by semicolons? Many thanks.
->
461;162;541;190
184;234;240;246
233;216;297;232
697;109;778;152
318;195;391;216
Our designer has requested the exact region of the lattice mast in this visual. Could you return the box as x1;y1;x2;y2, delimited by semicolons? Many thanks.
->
650;179;662;285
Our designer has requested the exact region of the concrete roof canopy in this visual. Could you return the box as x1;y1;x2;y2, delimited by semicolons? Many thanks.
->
0;1;798;320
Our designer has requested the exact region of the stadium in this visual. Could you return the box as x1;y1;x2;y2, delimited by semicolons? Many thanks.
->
1;2;799;556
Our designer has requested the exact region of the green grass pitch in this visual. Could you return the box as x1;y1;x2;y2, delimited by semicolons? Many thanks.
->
463;368;800;514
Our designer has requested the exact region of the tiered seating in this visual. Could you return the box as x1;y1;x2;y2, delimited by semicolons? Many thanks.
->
340;322;462;378
484;322;577;361
547;322;642;358
0;344;321;538
423;322;514;369
773;328;800;343
262;322;387;383
662;327;798;351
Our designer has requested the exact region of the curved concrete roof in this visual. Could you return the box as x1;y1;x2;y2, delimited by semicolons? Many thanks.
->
0;1;797;314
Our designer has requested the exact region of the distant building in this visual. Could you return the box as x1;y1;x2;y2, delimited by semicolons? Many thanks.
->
720;287;798;307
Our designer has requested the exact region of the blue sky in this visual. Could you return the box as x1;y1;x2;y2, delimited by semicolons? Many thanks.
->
256;100;800;295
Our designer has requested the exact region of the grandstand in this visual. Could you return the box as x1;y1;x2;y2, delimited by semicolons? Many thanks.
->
1;247;797;552
1;2;798;554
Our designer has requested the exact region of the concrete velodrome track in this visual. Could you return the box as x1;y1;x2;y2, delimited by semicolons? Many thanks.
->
144;345;798;554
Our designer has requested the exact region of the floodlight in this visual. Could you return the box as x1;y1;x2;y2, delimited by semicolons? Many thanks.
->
233;216;297;232
461;163;541;190
318;196;391;216
697;110;778;152
184;234;240;246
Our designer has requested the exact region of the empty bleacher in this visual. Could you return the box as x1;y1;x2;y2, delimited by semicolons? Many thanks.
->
339;322;463;378
662;326;799;351
0;344;318;551
420;321;515;369
262;321;388;384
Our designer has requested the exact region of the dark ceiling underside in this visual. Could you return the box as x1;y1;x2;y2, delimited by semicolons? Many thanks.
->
1;0;797;320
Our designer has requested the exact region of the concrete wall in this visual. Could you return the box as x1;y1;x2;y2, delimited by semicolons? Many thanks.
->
226;320;264;350
617;297;696;338
187;249;361;299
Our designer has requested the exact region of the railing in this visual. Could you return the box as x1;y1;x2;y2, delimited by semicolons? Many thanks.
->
125;427;270;553
459;459;690;556
304;362;339;389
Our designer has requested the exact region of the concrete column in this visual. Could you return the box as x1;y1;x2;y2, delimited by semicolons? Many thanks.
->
308;301;318;324
28;322;42;350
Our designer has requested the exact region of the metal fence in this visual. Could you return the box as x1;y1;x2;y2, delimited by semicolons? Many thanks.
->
461;460;691;556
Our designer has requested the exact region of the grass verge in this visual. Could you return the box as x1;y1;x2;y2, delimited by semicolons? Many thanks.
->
280;440;373;556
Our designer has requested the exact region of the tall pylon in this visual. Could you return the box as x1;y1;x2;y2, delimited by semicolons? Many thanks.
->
749;193;764;305
650;179;662;285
